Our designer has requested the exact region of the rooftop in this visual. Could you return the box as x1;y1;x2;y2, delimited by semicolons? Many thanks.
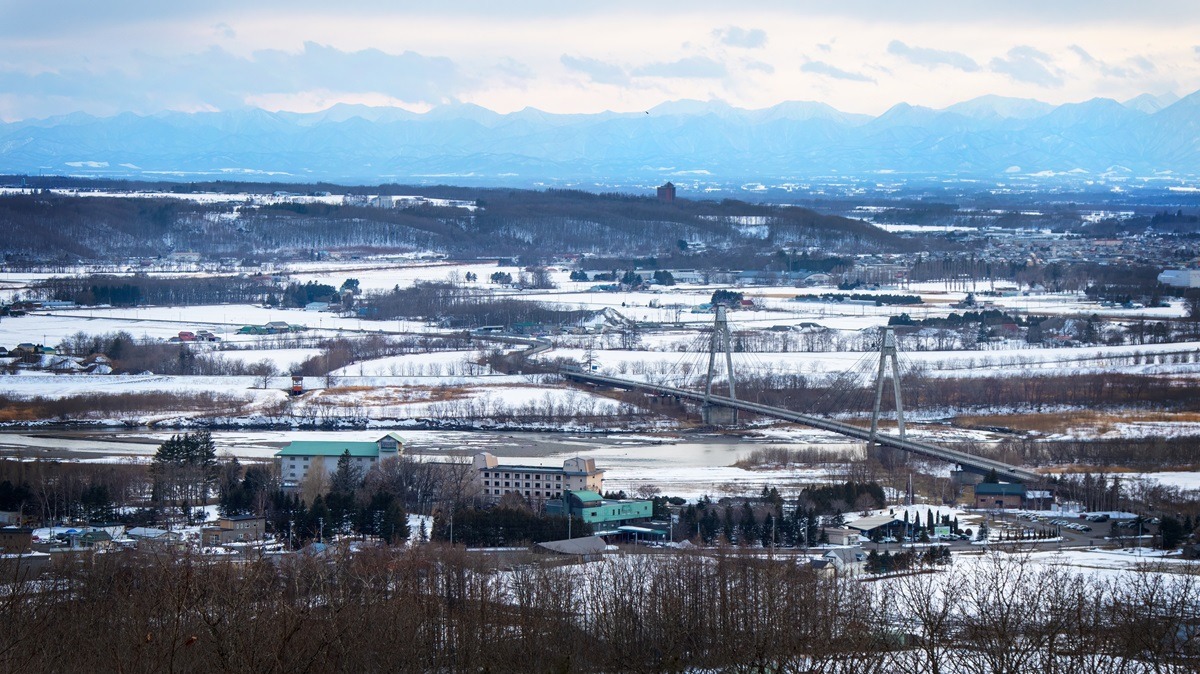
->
276;441;379;458
276;433;404;458
535;535;607;556
975;483;1026;496
846;515;904;532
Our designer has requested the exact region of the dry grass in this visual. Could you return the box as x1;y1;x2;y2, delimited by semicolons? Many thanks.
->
0;405;41;422
955;410;1200;435
1039;462;1200;474
323;386;375;394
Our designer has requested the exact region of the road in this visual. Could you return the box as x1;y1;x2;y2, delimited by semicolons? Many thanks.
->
563;369;1043;483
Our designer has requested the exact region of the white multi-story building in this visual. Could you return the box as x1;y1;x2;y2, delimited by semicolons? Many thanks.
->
473;452;604;503
276;432;404;491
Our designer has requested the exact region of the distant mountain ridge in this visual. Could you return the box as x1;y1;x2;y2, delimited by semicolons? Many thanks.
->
1;91;1197;185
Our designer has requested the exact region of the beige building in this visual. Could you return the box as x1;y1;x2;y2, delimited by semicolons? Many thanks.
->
473;452;604;503
201;515;267;547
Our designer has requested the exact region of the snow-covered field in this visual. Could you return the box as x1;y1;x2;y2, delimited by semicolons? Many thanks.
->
2;259;1199;469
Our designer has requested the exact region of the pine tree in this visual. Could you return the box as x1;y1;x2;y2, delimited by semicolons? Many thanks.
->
330;449;363;496
383;500;410;545
866;549;881;574
150;431;219;517
308;495;330;542
739;501;757;546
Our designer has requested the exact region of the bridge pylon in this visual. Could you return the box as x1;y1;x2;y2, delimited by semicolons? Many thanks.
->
703;305;738;425
869;326;906;463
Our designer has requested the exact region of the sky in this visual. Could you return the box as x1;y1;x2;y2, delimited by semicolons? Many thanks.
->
1;1;1199;122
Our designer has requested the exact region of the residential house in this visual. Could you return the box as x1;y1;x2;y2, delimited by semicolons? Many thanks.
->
0;527;33;554
201;515;266;546
822;547;868;576
126;527;185;550
823;528;860;546
0;529;48;580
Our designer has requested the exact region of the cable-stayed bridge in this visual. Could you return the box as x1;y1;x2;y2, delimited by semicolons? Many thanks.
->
556;306;1042;484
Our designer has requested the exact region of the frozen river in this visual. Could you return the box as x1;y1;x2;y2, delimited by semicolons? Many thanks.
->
0;428;863;499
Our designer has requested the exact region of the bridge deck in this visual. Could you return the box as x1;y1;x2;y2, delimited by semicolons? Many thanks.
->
566;370;1041;483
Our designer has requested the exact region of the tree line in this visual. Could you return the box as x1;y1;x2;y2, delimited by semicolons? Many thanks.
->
3;547;1198;672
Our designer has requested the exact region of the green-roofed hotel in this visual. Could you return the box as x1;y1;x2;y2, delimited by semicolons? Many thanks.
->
276;432;405;490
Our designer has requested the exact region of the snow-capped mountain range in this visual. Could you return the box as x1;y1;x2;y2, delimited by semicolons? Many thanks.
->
1;91;1196;185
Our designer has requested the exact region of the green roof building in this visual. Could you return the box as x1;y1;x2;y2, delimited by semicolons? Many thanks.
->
546;490;653;528
276;433;405;490
972;482;1041;510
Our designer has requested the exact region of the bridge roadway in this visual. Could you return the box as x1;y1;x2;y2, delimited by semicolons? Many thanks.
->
564;370;1042;484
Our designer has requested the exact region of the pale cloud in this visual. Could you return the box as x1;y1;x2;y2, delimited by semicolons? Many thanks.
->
0;43;467;118
713;26;767;49
634;56;727;79
888;40;979;72
494;58;535;82
801;60;875;83
560;55;628;85
1069;45;1155;79
1068;45;1097;65
0;3;1199;119
990;46;1064;87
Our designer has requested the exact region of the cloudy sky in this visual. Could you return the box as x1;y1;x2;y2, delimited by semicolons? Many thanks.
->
2;0;1198;121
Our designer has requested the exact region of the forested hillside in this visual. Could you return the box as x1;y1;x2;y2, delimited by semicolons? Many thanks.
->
0;183;913;262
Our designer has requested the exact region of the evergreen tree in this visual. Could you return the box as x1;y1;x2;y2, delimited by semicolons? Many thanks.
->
308;495;330;542
330;449;364;497
382;500;410;545
701;509;720;544
150;431;219;515
80;483;115;522
1160;516;1185;550
866;549;881;574
739;501;757;545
